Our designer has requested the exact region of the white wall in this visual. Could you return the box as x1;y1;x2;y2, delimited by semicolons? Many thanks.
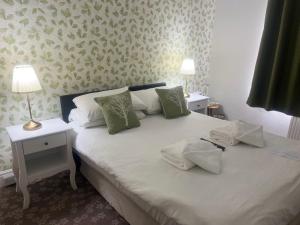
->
208;0;291;137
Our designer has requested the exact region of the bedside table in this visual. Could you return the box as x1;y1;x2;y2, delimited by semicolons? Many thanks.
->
6;118;77;209
186;92;210;114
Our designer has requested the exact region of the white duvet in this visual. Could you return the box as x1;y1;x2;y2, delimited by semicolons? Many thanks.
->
71;112;300;225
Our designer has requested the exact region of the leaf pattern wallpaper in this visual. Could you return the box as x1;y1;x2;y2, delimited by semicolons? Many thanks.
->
0;0;215;171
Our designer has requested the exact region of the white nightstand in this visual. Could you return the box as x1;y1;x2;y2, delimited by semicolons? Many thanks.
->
186;92;210;114
6;118;77;209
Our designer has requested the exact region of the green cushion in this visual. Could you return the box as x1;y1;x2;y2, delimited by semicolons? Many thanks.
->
94;91;140;134
155;86;190;119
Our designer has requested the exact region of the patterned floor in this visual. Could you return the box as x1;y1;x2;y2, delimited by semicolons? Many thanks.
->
0;172;129;225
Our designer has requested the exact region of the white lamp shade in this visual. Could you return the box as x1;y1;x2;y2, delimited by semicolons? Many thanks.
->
180;58;195;75
12;65;42;93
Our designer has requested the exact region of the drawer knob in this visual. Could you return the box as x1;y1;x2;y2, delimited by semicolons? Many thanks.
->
44;142;48;146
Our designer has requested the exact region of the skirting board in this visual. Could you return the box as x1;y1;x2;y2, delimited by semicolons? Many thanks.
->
0;169;15;188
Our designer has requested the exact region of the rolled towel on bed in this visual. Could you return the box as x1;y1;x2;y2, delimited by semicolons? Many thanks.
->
210;120;265;148
183;139;223;174
161;139;195;170
161;138;223;174
209;122;240;146
235;121;265;148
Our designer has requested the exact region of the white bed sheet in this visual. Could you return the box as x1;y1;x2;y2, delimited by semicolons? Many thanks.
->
71;112;300;225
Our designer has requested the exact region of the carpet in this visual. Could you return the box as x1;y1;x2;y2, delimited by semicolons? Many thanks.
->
0;172;129;225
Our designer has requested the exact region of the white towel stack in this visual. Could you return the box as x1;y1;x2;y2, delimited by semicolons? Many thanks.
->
235;121;265;147
161;139;195;170
161;138;222;174
209;120;265;148
209;122;240;146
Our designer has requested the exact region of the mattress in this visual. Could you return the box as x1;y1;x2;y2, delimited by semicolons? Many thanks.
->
71;112;300;225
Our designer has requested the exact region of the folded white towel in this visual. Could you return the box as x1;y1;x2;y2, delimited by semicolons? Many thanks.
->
183;139;223;174
209;122;240;146
235;121;265;147
210;120;265;148
161;138;223;174
161;140;195;170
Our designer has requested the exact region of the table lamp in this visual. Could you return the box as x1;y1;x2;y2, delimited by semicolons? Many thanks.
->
180;58;195;97
12;65;42;131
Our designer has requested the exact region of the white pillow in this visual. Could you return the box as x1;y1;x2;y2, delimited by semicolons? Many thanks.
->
135;110;146;120
73;87;147;122
131;93;148;111
131;88;161;114
69;108;105;128
69;108;147;128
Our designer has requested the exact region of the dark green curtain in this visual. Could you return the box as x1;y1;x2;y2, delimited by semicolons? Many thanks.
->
247;0;300;117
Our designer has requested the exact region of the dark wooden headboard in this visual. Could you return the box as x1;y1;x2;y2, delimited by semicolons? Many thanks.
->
60;82;166;122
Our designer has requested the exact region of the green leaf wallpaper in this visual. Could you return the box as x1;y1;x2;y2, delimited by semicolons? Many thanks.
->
0;0;215;171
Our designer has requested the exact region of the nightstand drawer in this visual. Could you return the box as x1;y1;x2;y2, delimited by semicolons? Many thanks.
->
188;100;208;111
22;132;66;155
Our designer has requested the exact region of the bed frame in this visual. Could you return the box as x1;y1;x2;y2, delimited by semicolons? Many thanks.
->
59;82;300;225
59;82;168;225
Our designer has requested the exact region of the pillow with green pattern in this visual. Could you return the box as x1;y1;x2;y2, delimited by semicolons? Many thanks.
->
155;86;190;119
94;91;140;134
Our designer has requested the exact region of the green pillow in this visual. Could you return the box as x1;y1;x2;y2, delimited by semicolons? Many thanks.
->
94;91;140;134
155;86;190;119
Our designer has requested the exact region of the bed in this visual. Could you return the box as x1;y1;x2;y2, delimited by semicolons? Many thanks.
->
60;83;300;225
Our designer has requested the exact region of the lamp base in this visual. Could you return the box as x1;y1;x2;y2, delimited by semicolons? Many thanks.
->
184;93;190;98
23;120;42;131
